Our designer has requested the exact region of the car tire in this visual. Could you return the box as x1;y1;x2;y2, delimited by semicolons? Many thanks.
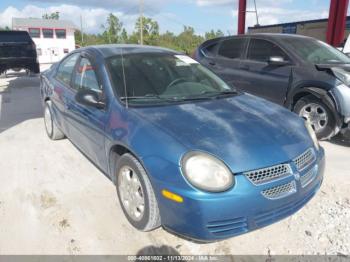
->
44;101;65;140
115;153;161;232
294;95;337;140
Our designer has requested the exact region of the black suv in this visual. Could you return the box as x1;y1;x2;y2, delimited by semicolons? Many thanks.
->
0;31;40;77
194;33;350;140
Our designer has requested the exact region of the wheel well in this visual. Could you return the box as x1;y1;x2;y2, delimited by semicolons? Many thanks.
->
292;91;311;110
108;144;132;183
291;87;336;111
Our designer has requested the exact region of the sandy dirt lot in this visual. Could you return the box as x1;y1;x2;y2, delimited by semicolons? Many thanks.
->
0;74;349;255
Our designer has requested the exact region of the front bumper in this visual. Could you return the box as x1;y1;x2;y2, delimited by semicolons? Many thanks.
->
331;84;350;126
155;147;325;242
341;124;350;138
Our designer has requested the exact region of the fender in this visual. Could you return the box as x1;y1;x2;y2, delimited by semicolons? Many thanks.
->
107;142;138;184
288;86;343;134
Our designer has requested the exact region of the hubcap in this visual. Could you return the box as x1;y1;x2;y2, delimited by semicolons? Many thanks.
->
44;106;53;136
299;103;328;133
118;166;145;221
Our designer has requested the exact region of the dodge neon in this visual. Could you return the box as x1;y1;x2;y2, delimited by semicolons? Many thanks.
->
40;45;325;241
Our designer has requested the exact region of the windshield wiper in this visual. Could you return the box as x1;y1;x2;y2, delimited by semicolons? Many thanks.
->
173;90;238;102
120;95;181;103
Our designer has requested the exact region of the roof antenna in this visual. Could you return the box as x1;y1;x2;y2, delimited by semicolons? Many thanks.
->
121;48;128;109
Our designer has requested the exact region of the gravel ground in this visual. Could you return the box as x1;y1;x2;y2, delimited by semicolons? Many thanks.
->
0;74;349;255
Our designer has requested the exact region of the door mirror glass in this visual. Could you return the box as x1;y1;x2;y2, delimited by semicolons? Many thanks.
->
268;56;290;66
75;89;105;109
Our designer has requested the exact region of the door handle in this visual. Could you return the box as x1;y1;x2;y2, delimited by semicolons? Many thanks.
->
209;62;216;66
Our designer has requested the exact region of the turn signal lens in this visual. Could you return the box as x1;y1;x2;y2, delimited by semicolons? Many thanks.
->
162;190;183;203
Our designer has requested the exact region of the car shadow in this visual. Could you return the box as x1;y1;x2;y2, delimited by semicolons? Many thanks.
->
329;133;350;147
136;245;183;259
0;74;42;134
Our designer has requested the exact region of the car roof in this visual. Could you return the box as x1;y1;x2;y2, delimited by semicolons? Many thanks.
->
247;33;313;40
0;30;33;43
199;33;314;50
77;44;181;58
226;33;314;41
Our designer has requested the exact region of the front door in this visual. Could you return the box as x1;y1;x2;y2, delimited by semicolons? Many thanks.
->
238;38;292;105
66;54;108;169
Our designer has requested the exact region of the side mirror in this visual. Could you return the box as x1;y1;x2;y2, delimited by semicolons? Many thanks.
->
268;56;290;66
345;53;350;58
75;89;105;109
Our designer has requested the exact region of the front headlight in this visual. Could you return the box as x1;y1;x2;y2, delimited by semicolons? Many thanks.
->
305;121;320;150
181;152;234;192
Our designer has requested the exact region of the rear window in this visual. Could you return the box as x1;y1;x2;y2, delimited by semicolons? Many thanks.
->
0;31;32;43
218;38;247;59
201;43;219;57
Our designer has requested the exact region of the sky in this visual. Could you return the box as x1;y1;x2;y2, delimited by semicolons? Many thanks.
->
0;0;334;35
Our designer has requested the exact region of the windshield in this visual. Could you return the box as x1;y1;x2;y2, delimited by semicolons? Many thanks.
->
282;37;350;64
107;52;236;105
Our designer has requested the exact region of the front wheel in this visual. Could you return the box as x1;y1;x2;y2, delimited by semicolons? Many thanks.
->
294;95;337;140
116;153;161;231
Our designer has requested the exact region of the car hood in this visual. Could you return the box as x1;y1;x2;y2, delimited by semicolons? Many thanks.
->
316;63;350;71
131;94;312;173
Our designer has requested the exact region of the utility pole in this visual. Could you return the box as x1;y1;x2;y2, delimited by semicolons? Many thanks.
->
80;15;84;46
253;0;260;26
140;0;144;45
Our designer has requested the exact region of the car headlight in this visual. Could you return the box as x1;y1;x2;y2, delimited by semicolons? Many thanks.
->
181;152;234;192
305;121;320;150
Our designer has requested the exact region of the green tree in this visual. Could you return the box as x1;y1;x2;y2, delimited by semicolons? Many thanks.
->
205;29;224;40
176;26;205;55
0;26;11;31
73;13;227;55
135;16;159;45
101;13;123;44
42;12;60;20
120;28;128;43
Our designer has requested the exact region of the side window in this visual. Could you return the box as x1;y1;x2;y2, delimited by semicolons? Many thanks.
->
201;43;219;57
218;38;246;59
55;53;79;86
74;58;100;92
247;39;288;62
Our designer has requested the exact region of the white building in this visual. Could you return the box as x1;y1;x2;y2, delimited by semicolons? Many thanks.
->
12;18;77;64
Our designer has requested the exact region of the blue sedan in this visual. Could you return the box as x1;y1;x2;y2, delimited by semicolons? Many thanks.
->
40;45;325;242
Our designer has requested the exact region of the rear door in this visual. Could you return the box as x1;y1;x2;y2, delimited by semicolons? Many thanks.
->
238;38;293;105
52;52;80;134
205;37;248;89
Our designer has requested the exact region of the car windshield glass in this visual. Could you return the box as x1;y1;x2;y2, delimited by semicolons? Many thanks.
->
107;52;236;105
282;37;350;64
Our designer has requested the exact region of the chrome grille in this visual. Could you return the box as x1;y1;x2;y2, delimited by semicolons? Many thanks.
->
244;164;291;185
294;148;316;171
262;181;296;200
300;166;317;188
